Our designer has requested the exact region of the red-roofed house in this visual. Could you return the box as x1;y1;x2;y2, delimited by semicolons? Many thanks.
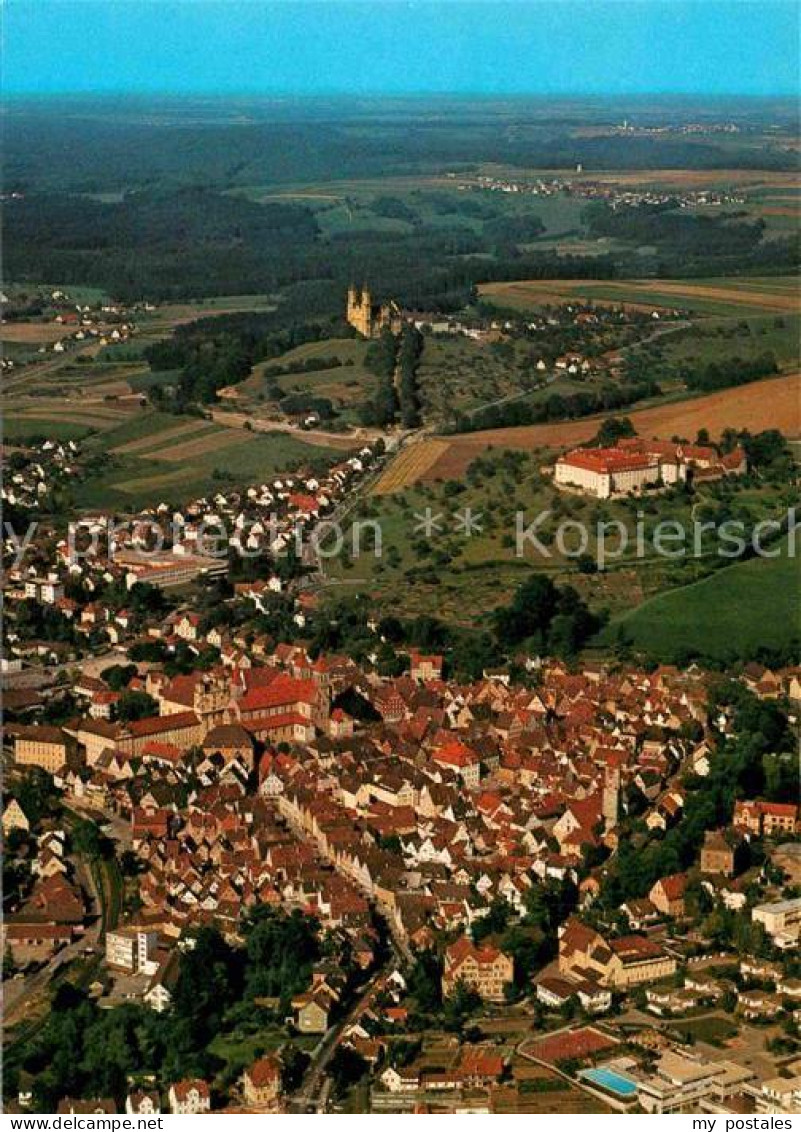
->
649;873;688;918
242;1055;282;1108
432;740;481;787
168;1080;210;1115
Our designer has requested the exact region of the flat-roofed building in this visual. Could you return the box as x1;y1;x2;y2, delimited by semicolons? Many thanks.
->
752;896;801;949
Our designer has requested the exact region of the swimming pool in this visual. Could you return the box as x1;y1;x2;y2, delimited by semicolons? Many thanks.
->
580;1066;638;1097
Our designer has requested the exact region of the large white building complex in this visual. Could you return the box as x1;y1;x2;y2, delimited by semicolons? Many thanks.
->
554;438;747;499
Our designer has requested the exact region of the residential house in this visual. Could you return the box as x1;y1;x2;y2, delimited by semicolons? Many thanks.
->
700;829;736;876
649;873;688;918
168;1080;211;1115
242;1055;282;1108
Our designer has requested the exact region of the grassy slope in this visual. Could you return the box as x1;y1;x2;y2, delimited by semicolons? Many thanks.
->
4;417;99;442
596;549;801;660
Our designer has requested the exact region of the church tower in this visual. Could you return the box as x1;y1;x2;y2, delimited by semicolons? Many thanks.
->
602;763;620;832
347;284;373;338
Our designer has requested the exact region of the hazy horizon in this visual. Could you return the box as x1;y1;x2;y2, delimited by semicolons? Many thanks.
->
7;0;799;98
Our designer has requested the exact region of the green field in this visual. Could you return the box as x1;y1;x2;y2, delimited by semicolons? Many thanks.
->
652;313;800;370
668;1015;739;1046
598;548;801;661
242;336;376;418
4;417;99;443
90;410;188;449
74;423;341;510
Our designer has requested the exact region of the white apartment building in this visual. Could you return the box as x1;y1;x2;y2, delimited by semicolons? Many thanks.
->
105;925;160;974
752;896;801;949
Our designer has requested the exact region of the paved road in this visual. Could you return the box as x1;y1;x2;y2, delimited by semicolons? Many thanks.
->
289;961;392;1113
2;850;104;1026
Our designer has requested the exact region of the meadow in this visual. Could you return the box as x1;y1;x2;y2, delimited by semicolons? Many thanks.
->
415;335;588;424
333;448;795;628
236;336;377;421
596;547;801;662
652;312;800;370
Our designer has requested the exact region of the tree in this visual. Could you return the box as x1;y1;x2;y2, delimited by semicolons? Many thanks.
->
15;767;58;826
242;907;320;1004
114;690;159;723
281;1045;311;1093
472;897;510;943
3;945;16;978
328;1046;368;1099
172;926;243;1041
442;980;482;1032
407;950;443;1013
71;818;109;861
594;416;636;446
100;663;137;692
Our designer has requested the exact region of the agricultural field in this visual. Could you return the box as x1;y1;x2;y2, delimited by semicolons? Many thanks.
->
3;417;99;443
371;439;453;495
379;371;801;486
480;275;801;317
2;292;294;454
2;322;70;345
4;397;144;439
54;408;345;511
596;547;801;662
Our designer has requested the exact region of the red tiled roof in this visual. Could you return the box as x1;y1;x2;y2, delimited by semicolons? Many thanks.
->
247;1055;281;1087
127;712;199;738
239;675;317;712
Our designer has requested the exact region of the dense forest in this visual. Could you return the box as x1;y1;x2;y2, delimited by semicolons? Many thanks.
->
583;201;798;275
6;99;797;194
5;99;798;304
6;186;621;306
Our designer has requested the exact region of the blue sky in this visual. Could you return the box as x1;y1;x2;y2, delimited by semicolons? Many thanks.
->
5;0;799;96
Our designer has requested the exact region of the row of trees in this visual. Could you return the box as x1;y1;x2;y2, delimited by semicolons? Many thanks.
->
679;351;779;393
396;325;424;428
360;328;399;427
450;377;661;434
358;324;424;428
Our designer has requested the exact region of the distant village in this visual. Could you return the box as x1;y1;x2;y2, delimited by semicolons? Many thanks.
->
458;174;746;211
